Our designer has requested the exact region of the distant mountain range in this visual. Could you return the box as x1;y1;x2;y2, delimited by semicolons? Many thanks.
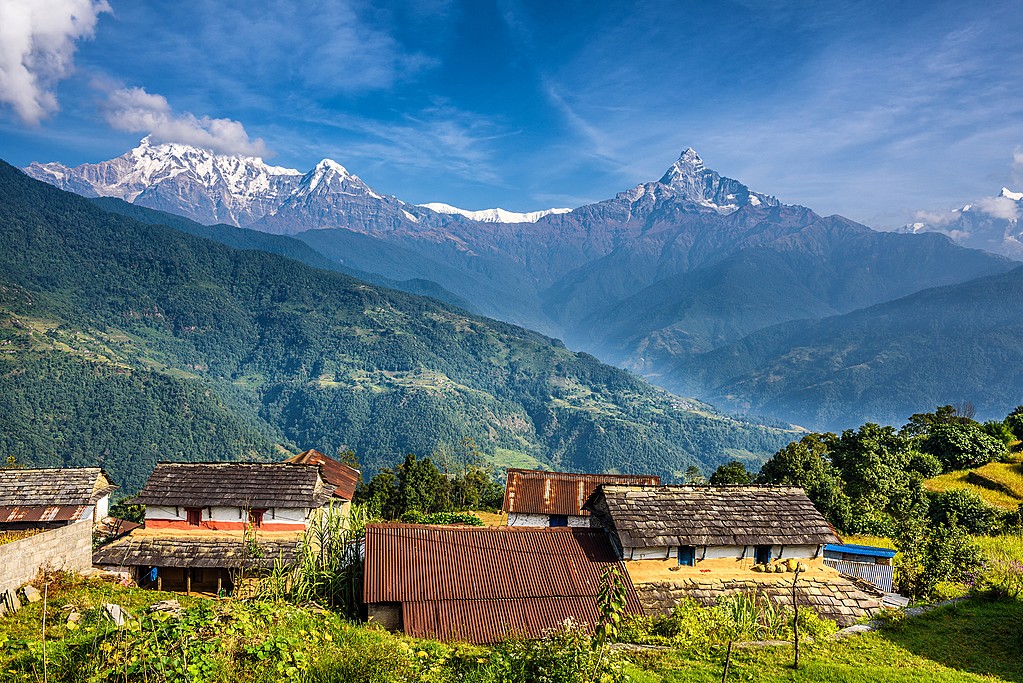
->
23;141;1023;429
0;161;797;490
900;187;1023;259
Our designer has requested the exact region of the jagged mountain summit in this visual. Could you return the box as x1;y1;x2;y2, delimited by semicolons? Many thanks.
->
626;147;779;214
902;187;1023;260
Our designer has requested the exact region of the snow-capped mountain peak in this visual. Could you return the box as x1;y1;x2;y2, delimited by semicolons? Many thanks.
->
616;147;778;215
1000;187;1023;202
419;202;572;223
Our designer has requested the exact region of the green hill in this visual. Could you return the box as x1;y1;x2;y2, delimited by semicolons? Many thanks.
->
0;162;796;491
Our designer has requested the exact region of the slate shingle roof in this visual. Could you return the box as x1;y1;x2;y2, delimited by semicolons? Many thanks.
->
93;533;300;569
129;463;335;509
502;469;661;517
0;467;117;507
585;485;840;548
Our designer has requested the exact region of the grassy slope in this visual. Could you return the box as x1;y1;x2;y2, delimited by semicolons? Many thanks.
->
1;577;1020;683
924;453;1023;512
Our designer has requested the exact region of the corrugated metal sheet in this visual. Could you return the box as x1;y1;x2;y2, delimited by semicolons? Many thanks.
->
0;505;89;524
286;449;360;500
364;524;642;643
503;469;661;517
825;559;894;593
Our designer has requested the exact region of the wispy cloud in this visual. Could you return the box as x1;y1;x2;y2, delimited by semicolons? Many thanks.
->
0;0;110;124
102;86;270;157
974;195;1020;221
283;102;517;188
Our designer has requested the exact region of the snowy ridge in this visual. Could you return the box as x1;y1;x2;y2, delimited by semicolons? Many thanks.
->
419;202;572;223
616;147;778;215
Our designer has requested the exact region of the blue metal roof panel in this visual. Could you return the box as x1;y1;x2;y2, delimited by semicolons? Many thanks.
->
824;543;897;559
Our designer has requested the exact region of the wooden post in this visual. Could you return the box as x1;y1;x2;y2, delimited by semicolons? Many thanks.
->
721;640;732;682
186;568;192;596
217;571;223;597
792;566;801;670
157;572;162;591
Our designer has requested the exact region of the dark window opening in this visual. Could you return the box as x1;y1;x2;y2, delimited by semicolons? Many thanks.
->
754;545;772;564
185;507;202;527
549;514;568;527
678;545;696;566
249;509;266;527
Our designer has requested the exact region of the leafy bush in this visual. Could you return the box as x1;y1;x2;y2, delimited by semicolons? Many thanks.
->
922;422;1008;471
928;488;1005;535
400;510;485;526
485;620;627;683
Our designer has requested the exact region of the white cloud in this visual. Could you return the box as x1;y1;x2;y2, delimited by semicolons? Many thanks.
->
102;86;269;157
974;195;1020;221
0;0;109;123
913;209;957;228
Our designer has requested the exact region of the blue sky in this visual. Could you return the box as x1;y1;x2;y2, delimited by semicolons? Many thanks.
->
1;0;1021;226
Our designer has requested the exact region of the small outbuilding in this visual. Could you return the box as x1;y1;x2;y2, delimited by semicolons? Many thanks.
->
824;543;897;593
363;524;643;644
503;468;660;527
0;467;118;530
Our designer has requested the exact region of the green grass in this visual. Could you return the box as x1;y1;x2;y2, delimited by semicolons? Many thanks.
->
3;576;1022;682
925;469;1023;510
629;599;1023;682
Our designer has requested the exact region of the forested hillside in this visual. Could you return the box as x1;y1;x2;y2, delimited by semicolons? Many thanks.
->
0;162;795;491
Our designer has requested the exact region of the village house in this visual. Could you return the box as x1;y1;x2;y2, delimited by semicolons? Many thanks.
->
503;468;660;527
362;524;643;644
93;462;342;595
0;467;118;530
583;484;885;625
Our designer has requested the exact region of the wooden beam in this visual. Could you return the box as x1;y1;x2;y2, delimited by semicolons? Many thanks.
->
217;571;223;597
186;568;191;596
157;572;162;591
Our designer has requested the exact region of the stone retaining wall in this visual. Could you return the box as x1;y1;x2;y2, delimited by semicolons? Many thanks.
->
0;520;93;595
636;576;884;627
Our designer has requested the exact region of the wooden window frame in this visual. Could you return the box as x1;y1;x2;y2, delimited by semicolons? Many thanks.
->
185;507;202;527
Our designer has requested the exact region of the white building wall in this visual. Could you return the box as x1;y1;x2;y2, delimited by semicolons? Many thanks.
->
627;544;822;562
145;505;310;523
94;495;109;522
507;512;589;527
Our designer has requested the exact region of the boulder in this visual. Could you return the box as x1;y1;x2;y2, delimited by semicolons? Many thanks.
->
22;585;42;603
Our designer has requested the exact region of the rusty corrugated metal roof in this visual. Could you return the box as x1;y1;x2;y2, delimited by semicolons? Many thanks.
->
0;505;89;524
286;449;360;500
363;524;642;644
502;468;661;517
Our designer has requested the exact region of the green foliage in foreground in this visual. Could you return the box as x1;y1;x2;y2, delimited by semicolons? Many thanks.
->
2;577;1022;683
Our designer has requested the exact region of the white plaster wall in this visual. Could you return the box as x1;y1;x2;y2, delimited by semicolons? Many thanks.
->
146;505;184;521
508;513;549;527
94;495;109;521
507;512;589;527
627;544;822;561
272;507;309;523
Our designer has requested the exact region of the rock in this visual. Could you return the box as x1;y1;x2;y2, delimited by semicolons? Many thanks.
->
103;603;132;626
4;589;21;613
22;585;42;603
67;611;82;624
148;600;183;616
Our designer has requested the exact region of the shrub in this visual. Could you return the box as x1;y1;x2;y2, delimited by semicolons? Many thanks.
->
399;510;484;526
928;488;1005;535
922;422;1008;471
487;620;627;683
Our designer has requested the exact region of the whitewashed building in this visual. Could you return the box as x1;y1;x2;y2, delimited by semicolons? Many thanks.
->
502;469;660;527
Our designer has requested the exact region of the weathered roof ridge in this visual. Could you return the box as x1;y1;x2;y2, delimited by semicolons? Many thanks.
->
286;449;360;501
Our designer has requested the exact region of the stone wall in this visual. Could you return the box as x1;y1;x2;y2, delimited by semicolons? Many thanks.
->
635;575;884;627
0;520;93;595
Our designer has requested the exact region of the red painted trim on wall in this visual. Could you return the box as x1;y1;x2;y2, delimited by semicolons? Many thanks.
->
144;519;306;531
